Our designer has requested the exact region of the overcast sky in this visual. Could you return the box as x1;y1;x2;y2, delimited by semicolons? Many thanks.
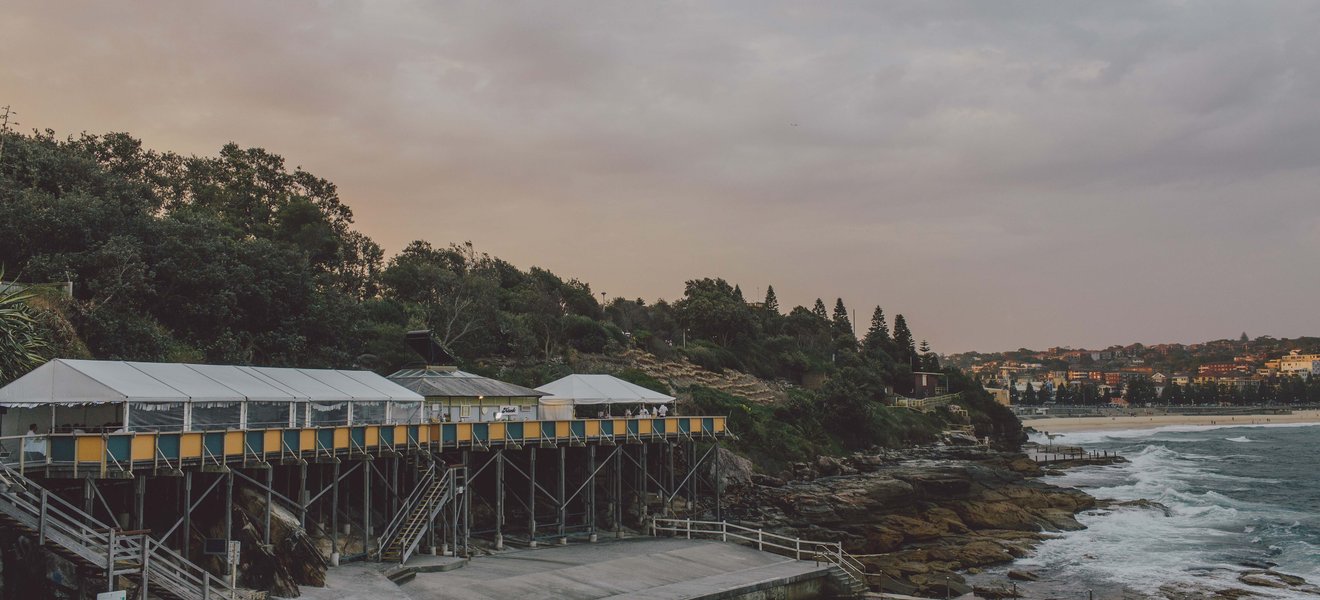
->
3;1;1319;352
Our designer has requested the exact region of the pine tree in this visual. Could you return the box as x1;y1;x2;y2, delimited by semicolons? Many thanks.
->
733;284;745;302
812;298;828;320
1056;381;1071;404
1022;382;1038;405
863;306;890;354
1240;332;1249;343
763;285;780;314
832;298;853;337
892;314;915;364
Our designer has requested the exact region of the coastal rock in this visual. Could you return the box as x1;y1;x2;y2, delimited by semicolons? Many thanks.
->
710;446;755;491
1007;569;1040;581
720;446;1099;595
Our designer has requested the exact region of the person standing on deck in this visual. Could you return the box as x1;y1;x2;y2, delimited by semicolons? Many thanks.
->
23;424;46;463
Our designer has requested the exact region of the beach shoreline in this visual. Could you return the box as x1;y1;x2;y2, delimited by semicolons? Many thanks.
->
1022;409;1320;433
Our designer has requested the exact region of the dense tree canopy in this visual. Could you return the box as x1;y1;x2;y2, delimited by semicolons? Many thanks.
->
0;129;1025;449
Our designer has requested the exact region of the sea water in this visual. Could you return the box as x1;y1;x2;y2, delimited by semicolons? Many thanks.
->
983;423;1320;599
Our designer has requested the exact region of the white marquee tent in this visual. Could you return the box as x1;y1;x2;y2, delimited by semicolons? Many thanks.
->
535;374;674;420
0;359;424;436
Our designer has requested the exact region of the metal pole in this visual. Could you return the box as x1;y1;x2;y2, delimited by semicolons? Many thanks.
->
687;440;697;513
182;471;193;560
639;444;648;523
362;458;371;556
496;450;505;550
614;443;622;538
264;466;273;545
461;450;471;556
714;439;722;522
134;475;146;531
224;470;234;579
557;446;567;545
83;477;94;524
666;442;675;516
528;447;537;547
330;461;340;565
297;462;308;529
587;445;596;541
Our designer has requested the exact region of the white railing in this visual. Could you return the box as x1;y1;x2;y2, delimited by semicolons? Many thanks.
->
651;518;868;589
0;464;233;599
892;392;963;412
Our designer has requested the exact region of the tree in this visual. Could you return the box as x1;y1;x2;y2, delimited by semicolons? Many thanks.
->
733;284;744;302
0;278;49;384
1126;376;1157;405
1021;382;1038;405
1160;381;1185;405
763;285;780;314
892;314;916;365
381;241;500;359
673;278;756;347
831;298;853;337
1055;381;1072;404
812;298;828;320
863;306;890;354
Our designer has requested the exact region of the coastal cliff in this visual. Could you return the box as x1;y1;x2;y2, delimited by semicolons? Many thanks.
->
719;446;1099;597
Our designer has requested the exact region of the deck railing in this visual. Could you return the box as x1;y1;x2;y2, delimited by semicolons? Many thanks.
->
0;415;729;477
651;517;868;590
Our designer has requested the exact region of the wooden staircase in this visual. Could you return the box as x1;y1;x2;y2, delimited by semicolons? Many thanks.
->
376;461;462;564
0;465;233;600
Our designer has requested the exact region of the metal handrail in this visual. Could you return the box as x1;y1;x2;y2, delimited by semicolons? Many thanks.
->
375;460;438;557
399;469;456;564
0;463;234;599
652;518;870;590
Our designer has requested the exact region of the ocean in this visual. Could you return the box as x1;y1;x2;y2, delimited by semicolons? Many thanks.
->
978;423;1320;599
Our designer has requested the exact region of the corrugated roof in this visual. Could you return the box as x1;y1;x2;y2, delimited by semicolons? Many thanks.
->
387;368;544;399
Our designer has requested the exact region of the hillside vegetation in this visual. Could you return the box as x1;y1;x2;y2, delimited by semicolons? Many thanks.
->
0;129;1022;460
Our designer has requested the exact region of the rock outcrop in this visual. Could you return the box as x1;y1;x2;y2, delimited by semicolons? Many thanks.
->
720;446;1095;597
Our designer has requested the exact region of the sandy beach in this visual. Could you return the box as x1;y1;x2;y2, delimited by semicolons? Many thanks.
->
1021;409;1320;433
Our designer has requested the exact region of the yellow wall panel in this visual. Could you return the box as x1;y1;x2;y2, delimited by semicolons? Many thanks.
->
224;432;242;456
489;423;505;440
299;429;315;451
555;422;569;438
365;427;379;447
639;419;652;435
714;417;726;433
131;435;155;461
76;437;104;462
586;420;600;437
333;428;349;449
456;423;471;442
524;422;538;440
181;433;203;458
264;430;281;452
689;418;702;433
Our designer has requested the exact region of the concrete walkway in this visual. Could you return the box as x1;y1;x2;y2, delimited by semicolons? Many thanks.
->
290;537;835;600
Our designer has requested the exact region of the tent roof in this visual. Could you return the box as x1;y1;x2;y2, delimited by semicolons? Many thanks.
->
535;374;674;405
0;359;423;406
388;367;544;399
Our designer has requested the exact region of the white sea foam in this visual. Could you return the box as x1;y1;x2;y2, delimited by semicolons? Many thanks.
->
1018;430;1320;597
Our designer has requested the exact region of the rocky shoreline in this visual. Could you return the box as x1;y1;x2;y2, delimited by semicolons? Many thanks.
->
720;445;1104;597
720;444;1320;599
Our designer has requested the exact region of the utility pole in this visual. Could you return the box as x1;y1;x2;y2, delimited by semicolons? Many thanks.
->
0;105;16;167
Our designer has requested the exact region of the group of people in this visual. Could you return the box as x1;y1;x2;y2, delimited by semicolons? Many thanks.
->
603;404;671;419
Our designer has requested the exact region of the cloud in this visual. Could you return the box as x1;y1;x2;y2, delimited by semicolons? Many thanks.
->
3;0;1319;351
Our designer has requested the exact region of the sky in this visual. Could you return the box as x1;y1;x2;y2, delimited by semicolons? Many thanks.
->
2;1;1319;353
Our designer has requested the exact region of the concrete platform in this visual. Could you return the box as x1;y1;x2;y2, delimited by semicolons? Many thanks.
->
289;537;836;600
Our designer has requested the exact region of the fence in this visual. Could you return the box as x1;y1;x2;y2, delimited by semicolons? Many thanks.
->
651;517;868;590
